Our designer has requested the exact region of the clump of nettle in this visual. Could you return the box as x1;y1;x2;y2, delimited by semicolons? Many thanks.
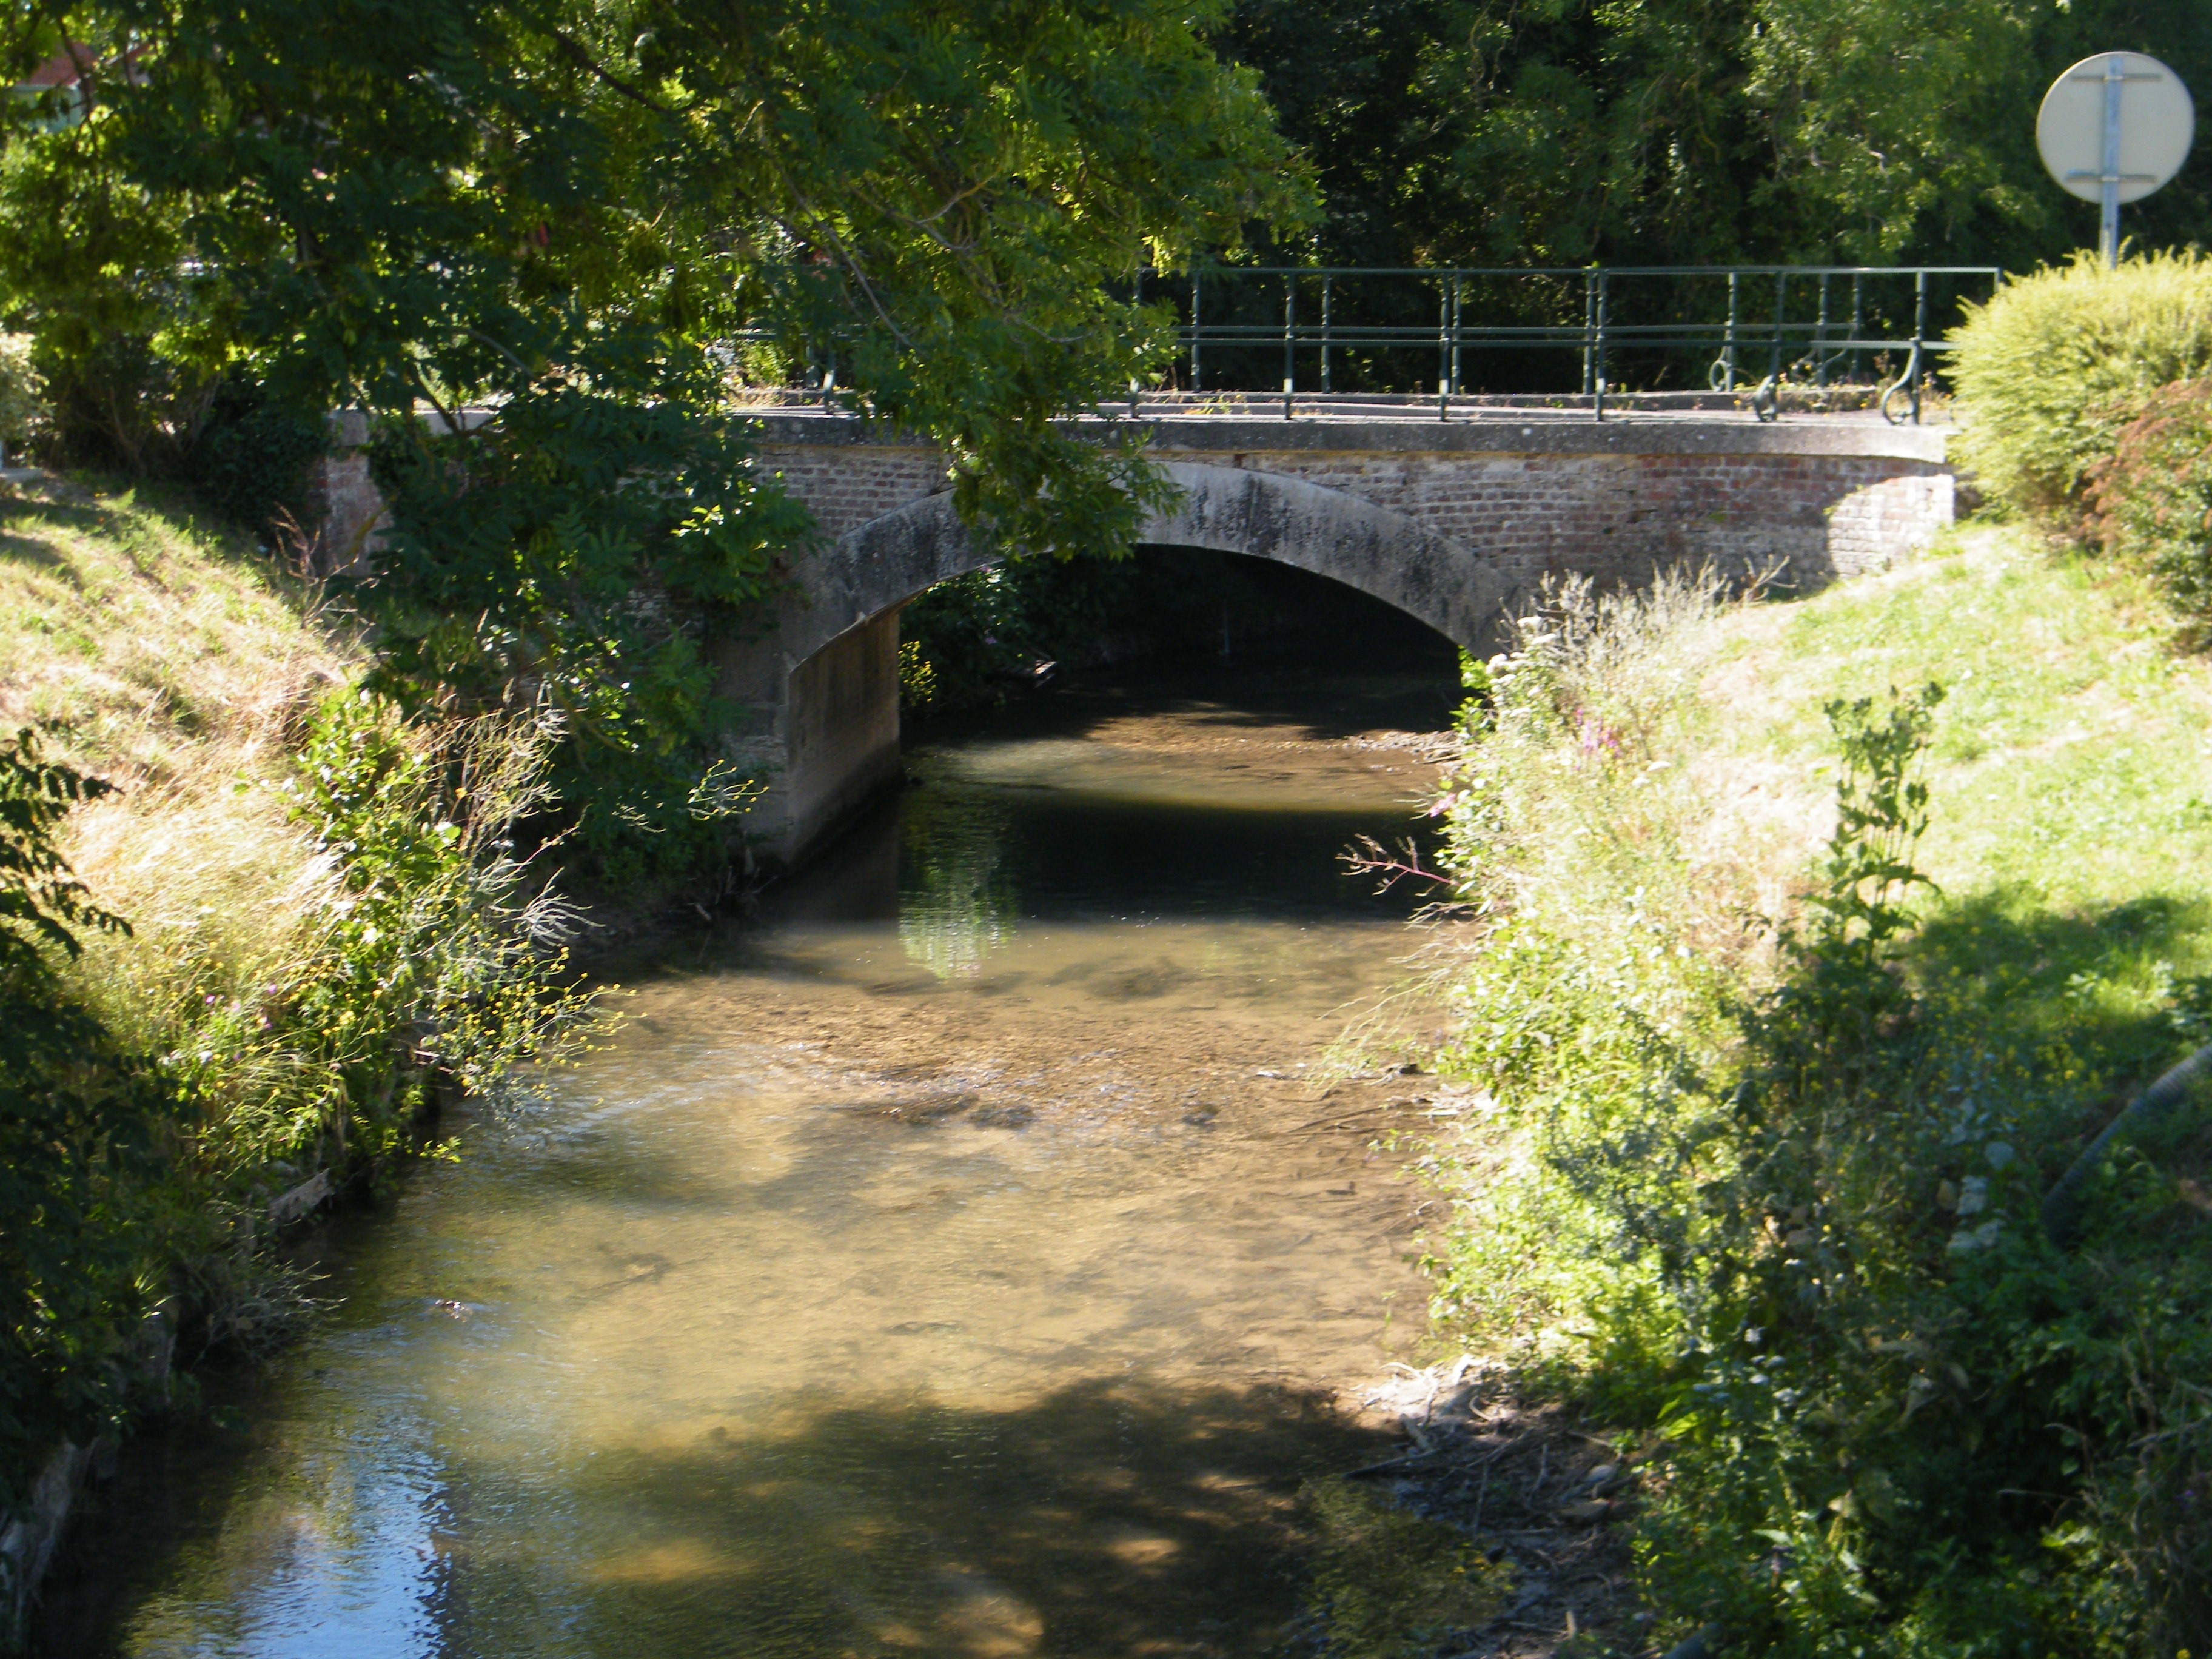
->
1419;581;2212;1658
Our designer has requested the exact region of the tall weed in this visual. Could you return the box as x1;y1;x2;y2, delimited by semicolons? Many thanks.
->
99;689;596;1194
0;694;597;1512
1;491;602;1517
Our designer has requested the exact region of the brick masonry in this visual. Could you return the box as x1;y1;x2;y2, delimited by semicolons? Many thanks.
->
316;412;1951;605
749;420;1952;607
1161;449;1952;597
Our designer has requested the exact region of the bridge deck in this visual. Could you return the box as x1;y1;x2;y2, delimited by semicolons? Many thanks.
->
733;387;1954;435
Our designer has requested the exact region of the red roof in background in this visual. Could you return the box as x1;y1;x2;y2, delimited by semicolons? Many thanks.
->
22;48;92;90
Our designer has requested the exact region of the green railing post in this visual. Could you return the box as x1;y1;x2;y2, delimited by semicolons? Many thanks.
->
1581;269;1596;396
1849;274;1863;387
1724;270;1740;390
1769;269;1786;390
1911;269;1928;425
1436;278;1449;420
1814;273;1831;387
1190;269;1202;392
1593;268;1610;423
1283;273;1296;419
1449;272;1463;401
1321;275;1333;394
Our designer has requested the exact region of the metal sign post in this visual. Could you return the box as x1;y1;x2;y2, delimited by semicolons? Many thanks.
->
2037;52;2194;267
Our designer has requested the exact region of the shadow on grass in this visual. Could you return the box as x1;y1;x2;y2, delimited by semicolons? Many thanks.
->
0;477;316;598
1908;887;2212;1147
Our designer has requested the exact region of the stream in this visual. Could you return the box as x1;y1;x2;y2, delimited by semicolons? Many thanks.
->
44;661;1463;1659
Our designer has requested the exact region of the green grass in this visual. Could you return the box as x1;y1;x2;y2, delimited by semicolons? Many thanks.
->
0;480;589;1517
1718;528;2212;913
1704;528;2212;1096
1416;525;2212;1657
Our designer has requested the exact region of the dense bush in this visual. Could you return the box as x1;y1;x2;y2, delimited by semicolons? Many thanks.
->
187;690;594;1179
363;387;810;883
2088;377;2212;642
186;381;327;536
1948;252;2212;525
0;732;155;1515
1424;580;2212;1657
0;334;46;463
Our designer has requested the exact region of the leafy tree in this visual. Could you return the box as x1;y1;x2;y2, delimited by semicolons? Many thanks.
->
0;0;1309;866
0;727;126;979
1224;0;2212;270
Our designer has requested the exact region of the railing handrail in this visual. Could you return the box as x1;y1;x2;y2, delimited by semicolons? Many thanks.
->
1138;263;2005;278
1110;261;2003;426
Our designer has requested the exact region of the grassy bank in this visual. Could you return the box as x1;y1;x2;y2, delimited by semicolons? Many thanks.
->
1413;525;2212;1657
0;481;588;1538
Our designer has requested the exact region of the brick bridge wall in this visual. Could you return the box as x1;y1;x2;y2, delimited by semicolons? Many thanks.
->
749;417;1951;602
725;415;1949;865
312;413;1952;866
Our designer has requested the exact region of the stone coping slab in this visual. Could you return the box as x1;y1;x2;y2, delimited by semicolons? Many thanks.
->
746;412;1949;464
326;406;1949;464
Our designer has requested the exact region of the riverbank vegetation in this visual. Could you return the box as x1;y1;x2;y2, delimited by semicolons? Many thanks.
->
1952;252;2212;648
1412;528;2212;1655
0;481;595;1523
1381;253;2212;1658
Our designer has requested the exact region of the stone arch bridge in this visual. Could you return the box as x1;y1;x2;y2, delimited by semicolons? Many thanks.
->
721;412;1951;866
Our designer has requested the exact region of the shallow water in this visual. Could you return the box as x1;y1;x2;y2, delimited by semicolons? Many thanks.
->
53;667;1461;1659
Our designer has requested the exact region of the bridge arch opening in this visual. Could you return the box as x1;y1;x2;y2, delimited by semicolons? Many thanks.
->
731;464;1501;866
896;543;1464;724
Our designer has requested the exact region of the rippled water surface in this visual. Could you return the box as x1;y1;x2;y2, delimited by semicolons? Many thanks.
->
53;667;1462;1659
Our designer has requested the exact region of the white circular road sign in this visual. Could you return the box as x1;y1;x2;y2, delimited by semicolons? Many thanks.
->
2037;51;2193;204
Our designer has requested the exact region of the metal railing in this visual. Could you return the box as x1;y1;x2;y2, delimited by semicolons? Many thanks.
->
1123;264;2005;424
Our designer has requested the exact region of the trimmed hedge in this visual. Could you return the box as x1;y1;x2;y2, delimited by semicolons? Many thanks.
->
1948;251;2212;525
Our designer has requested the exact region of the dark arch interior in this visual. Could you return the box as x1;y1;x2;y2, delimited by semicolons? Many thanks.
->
1131;546;1461;672
897;545;1464;729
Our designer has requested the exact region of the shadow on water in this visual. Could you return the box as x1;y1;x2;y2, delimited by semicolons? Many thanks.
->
909;660;1464;752
42;1369;1392;1659
426;1379;1390;1659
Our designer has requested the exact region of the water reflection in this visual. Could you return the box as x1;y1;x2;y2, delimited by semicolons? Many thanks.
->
899;786;1017;980
54;668;1458;1659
